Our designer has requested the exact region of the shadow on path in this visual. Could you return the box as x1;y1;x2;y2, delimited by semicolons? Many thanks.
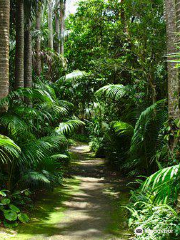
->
7;143;131;240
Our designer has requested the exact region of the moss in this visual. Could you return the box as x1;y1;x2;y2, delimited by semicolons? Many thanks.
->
104;185;132;239
6;178;80;240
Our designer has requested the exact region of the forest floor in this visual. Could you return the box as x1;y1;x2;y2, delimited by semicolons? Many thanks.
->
2;143;131;240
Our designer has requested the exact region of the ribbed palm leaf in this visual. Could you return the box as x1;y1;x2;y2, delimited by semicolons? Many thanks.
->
142;164;179;203
0;114;30;138
20;135;67;165
125;99;167;175
0;135;21;163
111;121;134;137
95;84;128;100
55;119;85;135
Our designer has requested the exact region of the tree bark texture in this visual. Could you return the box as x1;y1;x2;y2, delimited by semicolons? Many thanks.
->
60;0;66;56
0;0;10;99
165;0;179;119
48;0;54;50
24;20;32;88
55;0;60;54
35;4;42;76
15;0;24;89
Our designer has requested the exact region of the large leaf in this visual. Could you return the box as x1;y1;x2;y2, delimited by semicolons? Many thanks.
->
95;84;128;101
55;120;85;135
4;210;18;221
18;213;29;223
0;135;21;164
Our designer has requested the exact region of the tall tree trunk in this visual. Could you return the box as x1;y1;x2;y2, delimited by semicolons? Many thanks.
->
24;20;32;88
55;0;60;54
60;0;66;56
15;0;24;89
165;0;179;119
35;4;42;76
48;0;54;50
176;0;180;32
0;0;10;99
165;0;180;154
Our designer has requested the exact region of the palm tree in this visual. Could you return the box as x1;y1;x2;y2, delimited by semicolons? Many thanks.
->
35;3;42;76
48;0;54;50
15;0;25;89
0;0;10;100
60;0;66;56
55;0;60;54
176;0;180;32
165;0;179;119
24;19;32;88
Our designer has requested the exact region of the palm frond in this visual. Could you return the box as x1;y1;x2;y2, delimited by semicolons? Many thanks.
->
55;119;85;135
125;99;167;175
142;165;179;203
111;121;134;137
22;171;50;186
20;135;67;165
0;135;21;163
0;114;29;137
95;84;128;100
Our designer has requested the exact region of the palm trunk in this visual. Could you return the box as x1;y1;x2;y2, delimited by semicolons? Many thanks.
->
176;0;180;32
15;0;24;89
24;20;32;88
0;0;10;99
165;0;179;119
55;0;60;54
35;4;42;76
60;0;66;56
48;0;54;50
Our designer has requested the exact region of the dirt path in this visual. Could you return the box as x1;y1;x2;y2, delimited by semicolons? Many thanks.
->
5;144;131;240
55;144;131;240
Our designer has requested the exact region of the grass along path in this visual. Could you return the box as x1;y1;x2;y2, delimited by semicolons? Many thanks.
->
3;143;131;240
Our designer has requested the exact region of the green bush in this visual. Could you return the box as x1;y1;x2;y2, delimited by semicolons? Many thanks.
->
128;190;180;240
0;190;29;228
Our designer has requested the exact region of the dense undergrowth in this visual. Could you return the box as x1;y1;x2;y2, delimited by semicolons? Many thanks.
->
1;0;180;239
0;79;84;227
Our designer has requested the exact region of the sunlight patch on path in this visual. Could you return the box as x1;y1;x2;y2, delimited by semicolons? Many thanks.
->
5;143;131;240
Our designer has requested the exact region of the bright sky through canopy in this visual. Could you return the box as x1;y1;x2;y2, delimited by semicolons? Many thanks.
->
66;0;79;16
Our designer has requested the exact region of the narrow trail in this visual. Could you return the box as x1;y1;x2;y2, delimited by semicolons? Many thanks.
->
5;144;131;240
57;144;131;240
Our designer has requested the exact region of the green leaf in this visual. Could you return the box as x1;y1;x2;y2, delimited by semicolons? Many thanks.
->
1;198;10;205
9;204;20;213
4;220;18;228
4;210;18;221
18;213;29;223
0;191;6;197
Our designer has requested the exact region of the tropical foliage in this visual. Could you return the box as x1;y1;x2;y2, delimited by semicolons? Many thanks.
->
0;0;180;239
